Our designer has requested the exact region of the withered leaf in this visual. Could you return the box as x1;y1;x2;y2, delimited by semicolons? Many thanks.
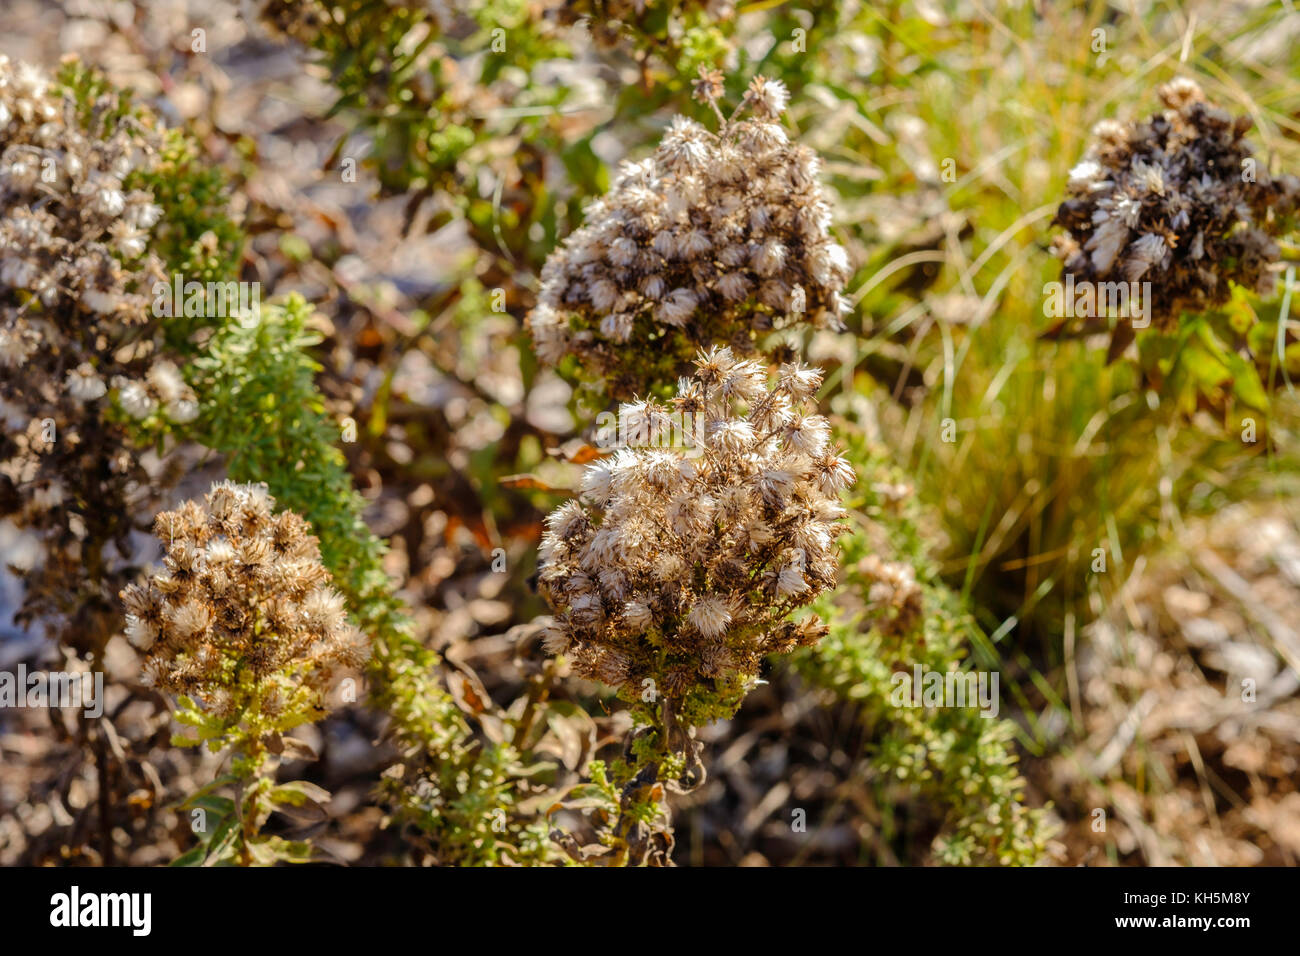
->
546;439;606;465
281;737;319;762
499;473;573;493
446;667;491;716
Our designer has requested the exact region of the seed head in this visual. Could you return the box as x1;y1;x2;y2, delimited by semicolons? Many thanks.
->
528;76;851;400
1052;77;1299;332
537;349;854;703
123;482;370;721
0;57;216;655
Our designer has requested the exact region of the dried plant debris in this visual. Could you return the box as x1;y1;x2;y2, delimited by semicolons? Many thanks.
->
0;56;221;656
1053;500;1300;866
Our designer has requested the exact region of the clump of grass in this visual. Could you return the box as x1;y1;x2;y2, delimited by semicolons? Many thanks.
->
830;0;1300;647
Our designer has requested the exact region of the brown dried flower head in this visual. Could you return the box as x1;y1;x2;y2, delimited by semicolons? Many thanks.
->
0;57;201;653
122;482;370;721
549;1;736;53
537;347;854;705
528;75;851;400
1052;76;1299;332
244;0;325;43
859;554;922;637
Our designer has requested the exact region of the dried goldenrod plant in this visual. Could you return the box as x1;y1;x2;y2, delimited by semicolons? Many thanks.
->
123;481;369;865
0;55;240;663
537;346;854;863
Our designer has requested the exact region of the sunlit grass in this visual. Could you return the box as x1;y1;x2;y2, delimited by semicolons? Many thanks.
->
769;2;1300;772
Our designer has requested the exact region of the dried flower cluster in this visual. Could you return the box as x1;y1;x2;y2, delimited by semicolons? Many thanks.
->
548;1;734;52
528;75;851;399
1052;77;1300;330
0;57;203;653
243;0;331;43
247;0;451;44
122;482;370;722
859;553;923;636
537;346;854;706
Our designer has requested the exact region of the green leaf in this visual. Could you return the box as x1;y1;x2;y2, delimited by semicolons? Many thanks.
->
269;780;332;807
1196;322;1268;411
1227;356;1270;411
203;814;242;866
168;844;208;868
187;794;236;818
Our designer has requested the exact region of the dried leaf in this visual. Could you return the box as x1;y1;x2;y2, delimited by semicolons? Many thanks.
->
500;473;572;493
547;439;607;465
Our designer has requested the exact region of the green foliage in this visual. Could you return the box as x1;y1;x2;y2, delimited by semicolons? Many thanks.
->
134;130;247;347
791;432;1053;865
52;56;137;127
169;762;321;867
168;702;324;867
1138;283;1300;421
275;1;569;214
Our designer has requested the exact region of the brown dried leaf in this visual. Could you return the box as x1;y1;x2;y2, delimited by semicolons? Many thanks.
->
499;473;572;493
